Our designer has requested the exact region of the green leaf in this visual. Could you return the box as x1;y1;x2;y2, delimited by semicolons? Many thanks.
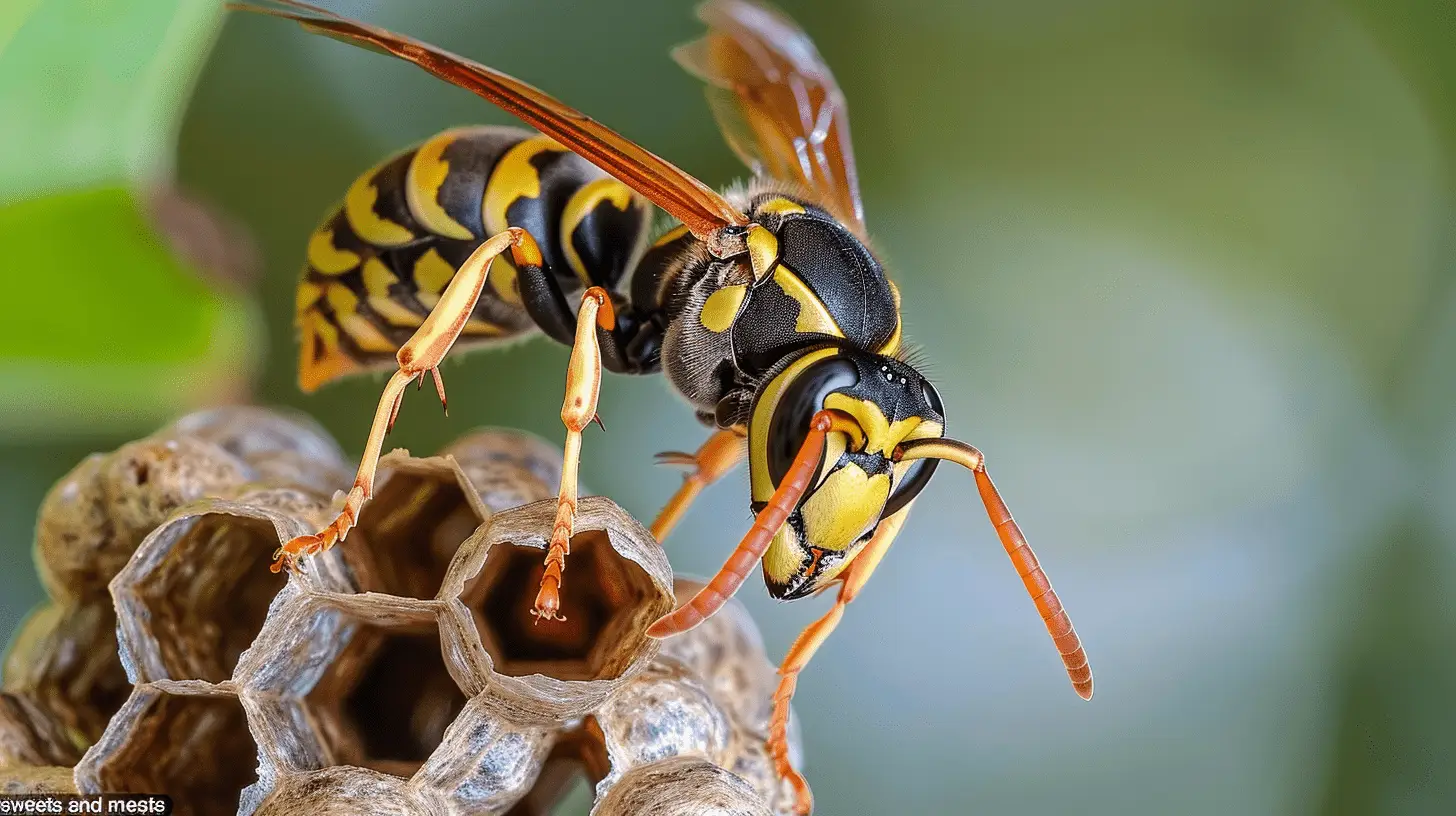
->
0;1;261;438
0;0;224;204
0;187;259;436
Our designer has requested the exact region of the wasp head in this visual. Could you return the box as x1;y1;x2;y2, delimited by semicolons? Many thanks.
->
747;346;943;599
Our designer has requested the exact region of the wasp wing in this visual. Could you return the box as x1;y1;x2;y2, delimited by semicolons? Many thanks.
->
229;0;748;239
673;0;865;232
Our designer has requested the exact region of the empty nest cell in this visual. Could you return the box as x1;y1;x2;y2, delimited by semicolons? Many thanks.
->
77;687;258;816
118;513;288;684
351;453;489;601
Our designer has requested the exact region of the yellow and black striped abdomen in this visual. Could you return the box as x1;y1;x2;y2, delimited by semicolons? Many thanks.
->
295;125;652;391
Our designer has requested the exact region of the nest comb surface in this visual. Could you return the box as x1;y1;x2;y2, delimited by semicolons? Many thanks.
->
1;407;804;814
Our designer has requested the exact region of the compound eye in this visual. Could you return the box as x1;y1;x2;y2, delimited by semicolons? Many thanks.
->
763;357;858;488
883;455;937;520
920;378;944;417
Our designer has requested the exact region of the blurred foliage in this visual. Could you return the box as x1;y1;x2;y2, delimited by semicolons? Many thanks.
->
3;0;1455;814
0;0;261;437
0;0;221;203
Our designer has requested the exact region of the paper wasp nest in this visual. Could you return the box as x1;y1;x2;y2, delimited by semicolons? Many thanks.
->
1;407;803;814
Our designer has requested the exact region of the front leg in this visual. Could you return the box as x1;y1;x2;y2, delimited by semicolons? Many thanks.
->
650;427;746;542
531;286;614;621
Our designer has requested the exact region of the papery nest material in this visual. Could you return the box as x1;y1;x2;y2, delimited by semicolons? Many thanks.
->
1;408;806;814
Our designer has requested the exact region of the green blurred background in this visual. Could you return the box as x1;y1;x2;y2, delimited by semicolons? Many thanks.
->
3;0;1454;813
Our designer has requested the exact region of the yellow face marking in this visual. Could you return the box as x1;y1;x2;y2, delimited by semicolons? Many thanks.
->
800;464;891;552
746;223;778;281
560;178;636;286
306;226;359;275
757;197;806;217
773;266;845;337
345;162;414;246
405;130;475;240
749;347;840;503
362;259;423;328
812;502;912;591
817;431;847;487
700;284;747;333
824;394;942;458
324;284;397;353
880;281;903;355
762;521;803;587
652;223;691;248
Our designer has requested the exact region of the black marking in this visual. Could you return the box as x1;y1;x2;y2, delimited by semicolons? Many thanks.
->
501;149;596;288
776;216;897;350
569;196;649;291
431;129;524;238
364;150;426;240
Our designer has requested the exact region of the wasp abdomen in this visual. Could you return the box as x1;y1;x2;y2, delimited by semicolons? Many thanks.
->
295;125;652;392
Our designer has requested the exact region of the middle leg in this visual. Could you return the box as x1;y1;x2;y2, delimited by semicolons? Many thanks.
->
531;286;615;622
650;428;746;542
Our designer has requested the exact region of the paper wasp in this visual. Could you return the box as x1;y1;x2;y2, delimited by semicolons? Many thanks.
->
232;1;1093;810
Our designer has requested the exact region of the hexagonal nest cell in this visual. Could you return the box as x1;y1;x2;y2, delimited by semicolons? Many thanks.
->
307;618;467;777
119;514;288;684
351;453;489;601
466;529;655;682
77;688;258;816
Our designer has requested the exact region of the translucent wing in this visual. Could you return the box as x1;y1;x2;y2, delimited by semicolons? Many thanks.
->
674;0;865;231
229;0;748;239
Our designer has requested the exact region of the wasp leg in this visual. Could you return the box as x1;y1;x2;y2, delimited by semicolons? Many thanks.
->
646;410;859;637
649;428;746;543
270;228;537;574
769;505;911;816
531;286;615;622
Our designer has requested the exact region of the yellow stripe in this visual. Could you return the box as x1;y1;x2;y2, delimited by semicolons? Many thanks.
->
410;247;506;334
481;136;566;300
880;280;903;355
560;178;636;286
298;311;360;393
344;161;415;246
406;130;476;240
295;280;324;314
306;225;359;275
700;284;747;333
773;266;844;337
412;246;456;297
325;284;397;353
362;259;423;328
489;261;523;307
484;135;566;235
757;197;806;217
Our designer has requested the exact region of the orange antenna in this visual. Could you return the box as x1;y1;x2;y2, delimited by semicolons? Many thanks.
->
895;438;1093;699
